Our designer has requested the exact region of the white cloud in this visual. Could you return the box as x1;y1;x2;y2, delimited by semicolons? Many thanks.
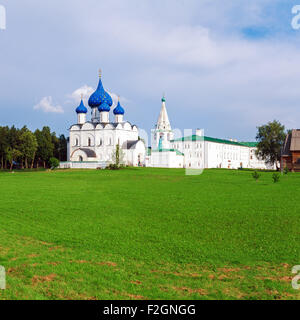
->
34;96;64;114
68;85;94;106
68;85;129;109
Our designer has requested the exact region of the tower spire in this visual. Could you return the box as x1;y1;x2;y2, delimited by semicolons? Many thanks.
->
156;95;171;131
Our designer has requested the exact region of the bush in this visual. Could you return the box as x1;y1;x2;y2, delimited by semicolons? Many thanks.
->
283;166;289;175
107;164;120;170
272;173;280;183
49;157;60;169
252;171;261;181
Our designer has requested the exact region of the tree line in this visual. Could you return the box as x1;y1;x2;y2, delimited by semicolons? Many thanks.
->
0;126;67;170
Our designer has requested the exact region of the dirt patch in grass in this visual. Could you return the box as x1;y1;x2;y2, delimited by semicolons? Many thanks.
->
47;262;61;266
32;274;57;286
69;260;117;267
96;261;117;267
172;286;208;296
131;280;142;285
125;293;146;300
49;246;64;251
218;267;241;273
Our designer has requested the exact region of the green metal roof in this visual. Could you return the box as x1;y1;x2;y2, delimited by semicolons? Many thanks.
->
171;135;246;146
239;142;258;147
152;149;184;156
170;135;258;148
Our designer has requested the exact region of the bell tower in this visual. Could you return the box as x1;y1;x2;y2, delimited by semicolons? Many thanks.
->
152;95;174;150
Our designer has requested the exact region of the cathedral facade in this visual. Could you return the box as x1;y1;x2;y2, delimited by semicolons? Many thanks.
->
61;73;146;169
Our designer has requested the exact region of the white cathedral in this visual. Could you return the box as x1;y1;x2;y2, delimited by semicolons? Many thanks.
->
64;72;146;169
61;72;271;170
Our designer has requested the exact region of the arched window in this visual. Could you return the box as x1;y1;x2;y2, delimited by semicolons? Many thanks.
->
99;138;102;146
88;138;91;147
79;156;83;162
75;138;79;146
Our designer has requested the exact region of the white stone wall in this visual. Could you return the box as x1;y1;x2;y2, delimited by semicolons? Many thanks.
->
60;161;106;169
151;151;184;168
170;139;271;170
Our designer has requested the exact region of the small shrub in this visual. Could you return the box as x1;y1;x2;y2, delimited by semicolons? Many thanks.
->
49;157;60;170
107;164;120;170
283;166;289;175
272;173;280;183
252;171;261;181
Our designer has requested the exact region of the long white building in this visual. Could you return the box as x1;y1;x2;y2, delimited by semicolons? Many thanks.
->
146;97;271;170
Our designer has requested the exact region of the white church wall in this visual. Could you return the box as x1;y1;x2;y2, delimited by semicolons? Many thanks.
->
151;151;183;168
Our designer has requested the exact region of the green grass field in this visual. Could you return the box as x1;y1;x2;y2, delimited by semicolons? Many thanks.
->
0;168;299;300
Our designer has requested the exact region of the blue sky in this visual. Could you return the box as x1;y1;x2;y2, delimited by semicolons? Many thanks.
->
1;1;300;141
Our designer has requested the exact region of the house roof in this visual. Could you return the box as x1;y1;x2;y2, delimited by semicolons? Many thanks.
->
290;130;300;151
79;148;97;158
122;140;139;150
282;133;292;156
282;130;300;156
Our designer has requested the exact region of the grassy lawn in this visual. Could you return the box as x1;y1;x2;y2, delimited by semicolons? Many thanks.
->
0;168;299;300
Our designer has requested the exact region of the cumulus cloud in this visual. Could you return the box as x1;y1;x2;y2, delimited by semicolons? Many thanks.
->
68;85;129;109
2;1;300;138
68;85;94;105
34;96;64;114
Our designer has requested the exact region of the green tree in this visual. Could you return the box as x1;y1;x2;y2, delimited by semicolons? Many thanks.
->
34;127;54;168
0;126;10;169
111;144;125;168
252;171;261;182
19;127;38;168
49;157;60;169
58;135;67;161
51;132;60;159
256;120;286;171
6;147;22;171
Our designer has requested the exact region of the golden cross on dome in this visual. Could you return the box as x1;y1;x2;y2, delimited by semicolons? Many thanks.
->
99;68;102;78
81;93;84;100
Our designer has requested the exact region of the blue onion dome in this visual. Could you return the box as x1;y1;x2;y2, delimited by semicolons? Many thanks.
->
88;77;106;108
113;100;125;115
104;91;113;107
98;102;110;112
76;99;87;114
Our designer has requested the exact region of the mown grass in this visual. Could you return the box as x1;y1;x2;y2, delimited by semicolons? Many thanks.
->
0;168;299;300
